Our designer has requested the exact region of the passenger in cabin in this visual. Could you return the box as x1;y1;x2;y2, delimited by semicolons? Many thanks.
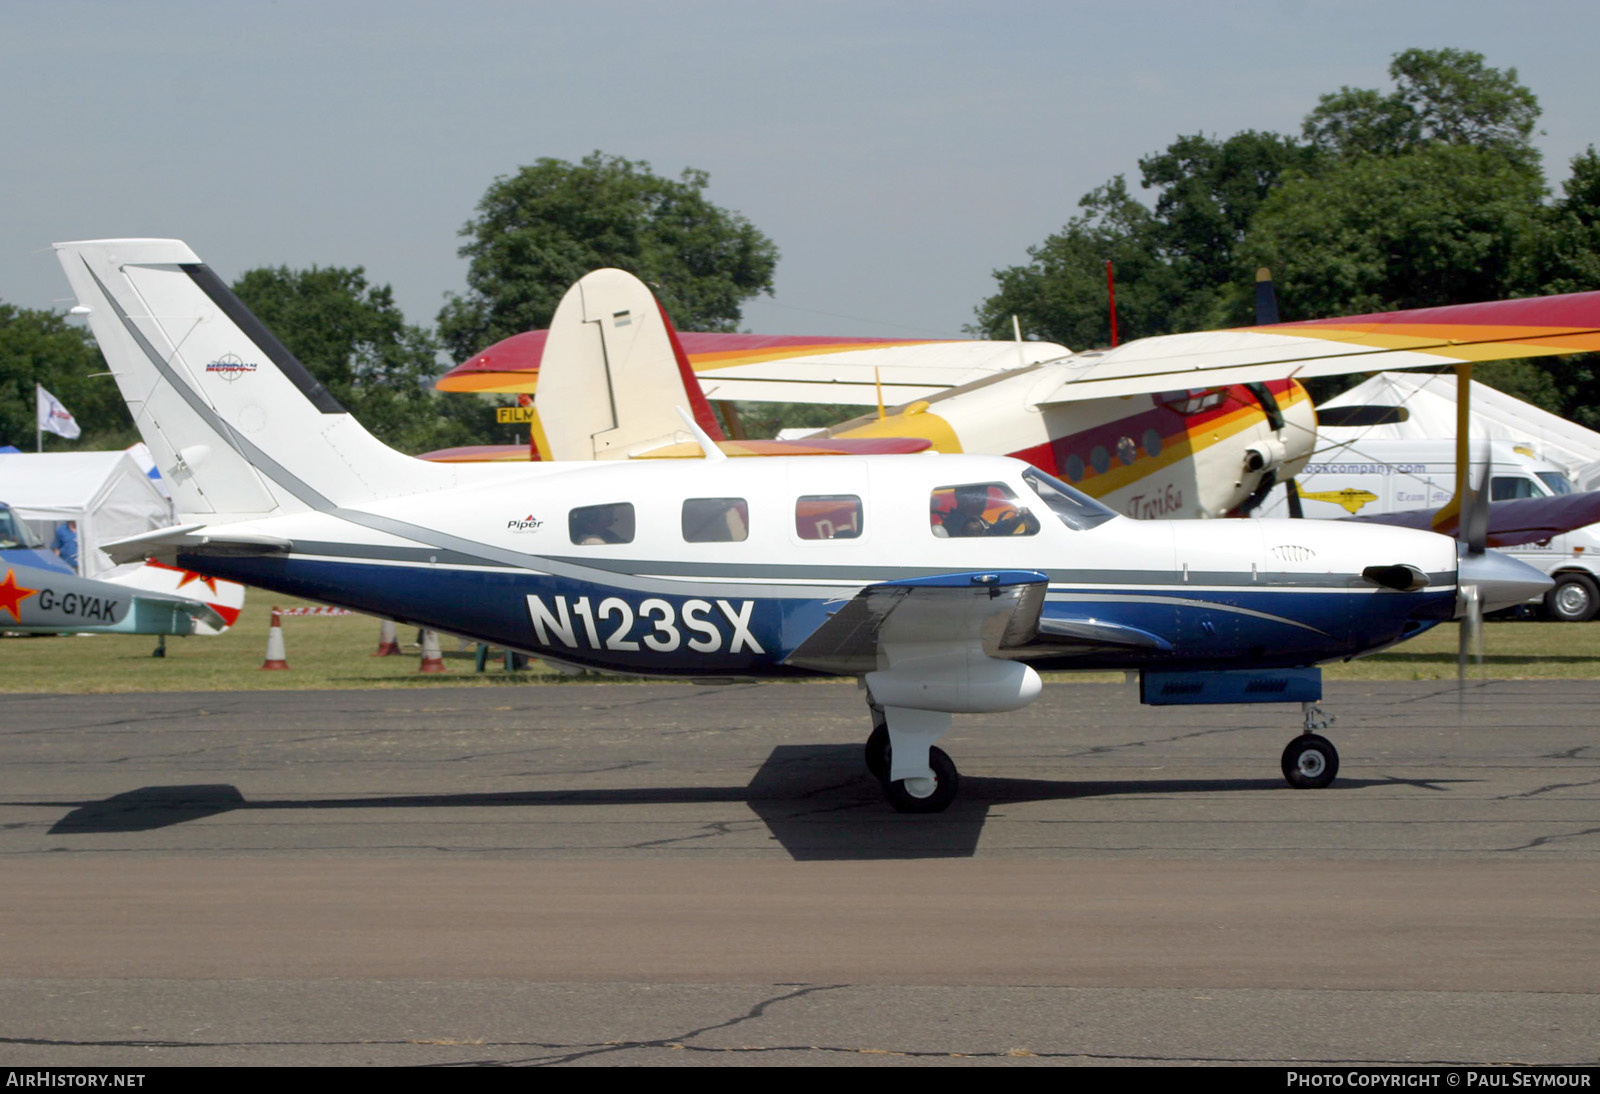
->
570;503;634;545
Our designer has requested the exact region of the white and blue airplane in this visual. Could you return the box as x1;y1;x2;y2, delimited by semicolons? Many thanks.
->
54;239;1551;812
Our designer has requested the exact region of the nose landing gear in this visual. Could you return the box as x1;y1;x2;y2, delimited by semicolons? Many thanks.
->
1281;701;1340;789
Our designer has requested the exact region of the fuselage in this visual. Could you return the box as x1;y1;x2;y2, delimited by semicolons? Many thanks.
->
174;453;1458;677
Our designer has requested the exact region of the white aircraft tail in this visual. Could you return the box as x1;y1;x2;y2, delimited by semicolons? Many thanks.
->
54;239;447;521
537;268;725;459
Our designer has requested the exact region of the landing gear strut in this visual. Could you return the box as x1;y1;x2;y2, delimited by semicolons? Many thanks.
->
864;707;890;780
1280;701;1339;789
863;701;960;813
882;746;960;813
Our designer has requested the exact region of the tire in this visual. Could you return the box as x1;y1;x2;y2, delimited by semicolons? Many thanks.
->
864;722;890;780
882;745;960;814
1544;573;1599;623
1280;734;1339;789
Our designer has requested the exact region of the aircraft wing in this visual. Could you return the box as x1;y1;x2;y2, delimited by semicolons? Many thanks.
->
1343;491;1600;548
783;570;1048;675
440;291;1600;410
782;568;1187;678
1029;292;1600;406
437;329;1070;406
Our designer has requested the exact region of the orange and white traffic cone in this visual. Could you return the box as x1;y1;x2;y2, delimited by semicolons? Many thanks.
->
418;628;445;673
261;608;289;670
373;618;401;656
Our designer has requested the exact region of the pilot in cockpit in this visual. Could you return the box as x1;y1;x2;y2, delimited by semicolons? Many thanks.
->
932;484;1039;538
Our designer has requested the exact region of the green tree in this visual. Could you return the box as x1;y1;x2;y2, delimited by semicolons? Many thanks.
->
0;303;135;450
1138;131;1316;313
1240;143;1546;317
971;176;1175;347
1536;147;1600;295
438;152;779;363
232;267;488;455
972;130;1313;346
1304;47;1541;170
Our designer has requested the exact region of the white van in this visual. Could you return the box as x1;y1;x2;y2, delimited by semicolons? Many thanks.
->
1256;439;1600;621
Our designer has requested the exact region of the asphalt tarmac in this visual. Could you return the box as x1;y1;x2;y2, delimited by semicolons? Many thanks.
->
0;678;1596;1067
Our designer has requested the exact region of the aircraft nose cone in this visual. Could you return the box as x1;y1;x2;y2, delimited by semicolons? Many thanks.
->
1457;547;1553;615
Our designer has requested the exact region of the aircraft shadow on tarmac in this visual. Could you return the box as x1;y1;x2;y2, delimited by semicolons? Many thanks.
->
37;745;1468;860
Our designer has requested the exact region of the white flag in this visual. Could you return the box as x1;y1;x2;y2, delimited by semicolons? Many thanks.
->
36;384;81;440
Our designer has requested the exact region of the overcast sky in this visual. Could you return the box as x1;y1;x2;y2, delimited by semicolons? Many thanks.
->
4;1;1597;347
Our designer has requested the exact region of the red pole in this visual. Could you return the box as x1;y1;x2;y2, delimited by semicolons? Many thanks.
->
1105;260;1119;348
519;394;536;461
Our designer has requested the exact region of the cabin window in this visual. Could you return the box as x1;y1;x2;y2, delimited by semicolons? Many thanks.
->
796;495;863;540
930;483;1040;538
683;497;749;543
1022;467;1117;530
569;502;635;545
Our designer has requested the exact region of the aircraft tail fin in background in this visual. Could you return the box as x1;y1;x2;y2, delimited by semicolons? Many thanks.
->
536;268;725;460
53;239;447;522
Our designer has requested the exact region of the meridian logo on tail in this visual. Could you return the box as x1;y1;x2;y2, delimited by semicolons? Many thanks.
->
204;354;257;381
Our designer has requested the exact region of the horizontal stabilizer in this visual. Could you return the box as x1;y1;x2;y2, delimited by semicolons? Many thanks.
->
103;524;293;566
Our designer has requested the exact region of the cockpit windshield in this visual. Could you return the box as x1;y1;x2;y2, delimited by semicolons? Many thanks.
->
0;504;45;550
1021;468;1117;531
1537;472;1573;496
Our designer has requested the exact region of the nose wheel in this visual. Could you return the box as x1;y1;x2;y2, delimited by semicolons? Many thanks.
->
1281;733;1339;789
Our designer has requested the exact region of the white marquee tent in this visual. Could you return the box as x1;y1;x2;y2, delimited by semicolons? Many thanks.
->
0;450;176;577
1318;372;1600;487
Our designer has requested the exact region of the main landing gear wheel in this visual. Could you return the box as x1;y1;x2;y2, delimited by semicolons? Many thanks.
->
864;723;890;780
882;745;960;814
1281;734;1339;789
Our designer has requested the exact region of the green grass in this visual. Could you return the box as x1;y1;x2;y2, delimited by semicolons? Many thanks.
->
0;598;575;693
3;599;1598;693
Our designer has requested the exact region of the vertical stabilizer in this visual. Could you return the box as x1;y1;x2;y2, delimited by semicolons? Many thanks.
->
536;269;725;459
54;239;448;520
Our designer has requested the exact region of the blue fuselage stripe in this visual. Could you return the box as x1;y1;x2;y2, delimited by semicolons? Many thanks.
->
183;553;1453;676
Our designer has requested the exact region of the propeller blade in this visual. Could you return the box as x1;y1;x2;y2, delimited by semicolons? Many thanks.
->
1463;451;1491;557
1314;405;1411;428
1458;583;1483;685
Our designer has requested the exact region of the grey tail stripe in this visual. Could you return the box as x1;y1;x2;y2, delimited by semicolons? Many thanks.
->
86;259;336;513
181;263;345;414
